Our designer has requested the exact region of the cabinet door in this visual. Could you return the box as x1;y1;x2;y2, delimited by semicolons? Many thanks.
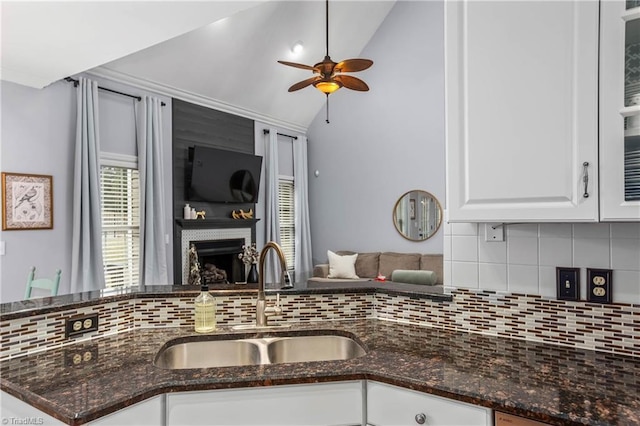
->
445;0;599;222
166;381;363;426
600;0;640;221
88;396;163;425
1;391;66;425
367;382;490;426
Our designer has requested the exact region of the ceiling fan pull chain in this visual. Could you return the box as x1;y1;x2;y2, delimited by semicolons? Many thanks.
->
326;94;330;124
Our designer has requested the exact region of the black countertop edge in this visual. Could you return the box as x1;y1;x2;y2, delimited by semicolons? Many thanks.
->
0;285;451;320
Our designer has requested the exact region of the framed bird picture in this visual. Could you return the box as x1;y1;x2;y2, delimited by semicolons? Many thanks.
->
2;172;53;230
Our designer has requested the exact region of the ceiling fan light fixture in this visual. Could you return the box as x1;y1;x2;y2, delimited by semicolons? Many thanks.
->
313;79;342;94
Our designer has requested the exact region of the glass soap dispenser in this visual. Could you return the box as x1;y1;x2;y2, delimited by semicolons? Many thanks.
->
194;284;216;333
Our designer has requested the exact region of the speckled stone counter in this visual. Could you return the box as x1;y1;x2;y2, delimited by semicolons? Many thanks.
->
1;319;639;426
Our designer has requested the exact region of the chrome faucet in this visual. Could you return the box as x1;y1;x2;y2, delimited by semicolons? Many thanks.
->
256;241;288;326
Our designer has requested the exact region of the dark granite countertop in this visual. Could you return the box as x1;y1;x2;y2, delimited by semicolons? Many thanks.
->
1;319;638;425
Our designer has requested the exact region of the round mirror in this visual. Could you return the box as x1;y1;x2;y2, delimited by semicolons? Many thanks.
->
393;190;443;241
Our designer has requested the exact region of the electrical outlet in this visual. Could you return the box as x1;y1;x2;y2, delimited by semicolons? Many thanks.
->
587;268;612;304
64;346;98;367
65;313;99;338
556;267;580;301
484;223;504;242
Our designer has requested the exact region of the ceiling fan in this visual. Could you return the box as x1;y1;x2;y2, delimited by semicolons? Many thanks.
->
278;0;373;123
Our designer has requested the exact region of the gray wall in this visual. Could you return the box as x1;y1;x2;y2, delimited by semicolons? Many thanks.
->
306;1;445;264
0;80;75;302
0;76;173;303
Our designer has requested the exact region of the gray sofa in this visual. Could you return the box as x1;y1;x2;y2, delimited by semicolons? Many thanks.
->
308;251;444;292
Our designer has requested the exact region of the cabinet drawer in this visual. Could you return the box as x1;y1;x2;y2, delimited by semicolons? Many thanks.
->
367;382;490;426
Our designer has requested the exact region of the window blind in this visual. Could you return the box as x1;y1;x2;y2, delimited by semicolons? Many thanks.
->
100;166;140;288
278;178;295;271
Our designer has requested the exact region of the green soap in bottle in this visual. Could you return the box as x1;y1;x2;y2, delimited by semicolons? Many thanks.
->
194;284;216;333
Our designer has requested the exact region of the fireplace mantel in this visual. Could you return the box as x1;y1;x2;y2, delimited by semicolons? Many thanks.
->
176;218;260;230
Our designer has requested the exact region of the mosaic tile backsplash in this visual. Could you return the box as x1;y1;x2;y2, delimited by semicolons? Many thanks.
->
1;290;638;360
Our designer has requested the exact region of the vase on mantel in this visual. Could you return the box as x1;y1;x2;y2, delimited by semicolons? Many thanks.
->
247;264;259;283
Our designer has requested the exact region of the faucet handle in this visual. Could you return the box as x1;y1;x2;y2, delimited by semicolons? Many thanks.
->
265;294;283;317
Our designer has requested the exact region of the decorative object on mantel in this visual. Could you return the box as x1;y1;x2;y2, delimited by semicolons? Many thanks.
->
188;244;201;286
195;210;206;219
231;208;254;219
239;243;259;283
1;172;53;230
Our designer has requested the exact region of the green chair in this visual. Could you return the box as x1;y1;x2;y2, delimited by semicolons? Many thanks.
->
25;267;61;299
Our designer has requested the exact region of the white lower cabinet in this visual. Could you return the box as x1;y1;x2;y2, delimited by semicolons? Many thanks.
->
0;391;163;425
366;382;491;426
88;395;163;425
166;381;364;426
1;391;66;425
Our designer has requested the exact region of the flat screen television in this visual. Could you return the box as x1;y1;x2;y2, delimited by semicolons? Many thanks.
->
188;146;263;203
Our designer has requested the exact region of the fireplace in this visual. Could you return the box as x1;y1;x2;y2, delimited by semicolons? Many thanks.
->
179;227;252;285
192;238;245;285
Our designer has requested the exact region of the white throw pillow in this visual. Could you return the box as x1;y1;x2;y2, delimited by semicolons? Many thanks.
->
327;250;359;279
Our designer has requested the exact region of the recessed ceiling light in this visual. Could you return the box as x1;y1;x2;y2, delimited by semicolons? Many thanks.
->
291;41;304;54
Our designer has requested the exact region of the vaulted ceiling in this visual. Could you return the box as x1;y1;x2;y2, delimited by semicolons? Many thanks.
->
1;1;396;131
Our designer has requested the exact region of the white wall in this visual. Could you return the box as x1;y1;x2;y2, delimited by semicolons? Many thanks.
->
307;1;445;264
445;222;640;304
0;75;173;303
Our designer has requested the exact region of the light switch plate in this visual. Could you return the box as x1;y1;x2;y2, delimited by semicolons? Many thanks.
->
587;268;612;304
556;267;580;301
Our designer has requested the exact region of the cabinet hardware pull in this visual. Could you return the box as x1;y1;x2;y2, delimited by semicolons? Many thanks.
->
582;162;590;198
415;413;427;424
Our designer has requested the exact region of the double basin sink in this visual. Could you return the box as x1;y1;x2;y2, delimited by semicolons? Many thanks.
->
154;333;366;369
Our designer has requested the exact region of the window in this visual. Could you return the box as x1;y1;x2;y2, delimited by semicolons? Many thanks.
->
100;159;140;288
278;177;295;271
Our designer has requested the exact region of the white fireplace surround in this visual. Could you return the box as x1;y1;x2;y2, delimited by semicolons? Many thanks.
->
181;228;251;284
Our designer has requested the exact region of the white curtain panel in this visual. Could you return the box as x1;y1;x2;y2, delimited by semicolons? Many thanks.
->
137;97;169;286
293;135;313;285
264;128;281;286
70;77;105;293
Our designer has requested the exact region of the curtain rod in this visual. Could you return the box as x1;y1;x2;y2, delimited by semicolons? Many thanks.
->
64;77;166;107
263;129;298;140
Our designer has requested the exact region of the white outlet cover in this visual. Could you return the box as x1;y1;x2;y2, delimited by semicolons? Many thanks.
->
484;223;505;242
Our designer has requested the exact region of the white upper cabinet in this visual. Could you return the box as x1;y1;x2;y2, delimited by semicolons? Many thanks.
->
445;0;600;222
600;1;640;221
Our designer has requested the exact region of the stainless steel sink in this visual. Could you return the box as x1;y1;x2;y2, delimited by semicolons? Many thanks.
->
154;334;366;369
267;335;366;364
154;339;261;369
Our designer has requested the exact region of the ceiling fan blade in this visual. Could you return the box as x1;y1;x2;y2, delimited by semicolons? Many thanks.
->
288;76;320;92
334;59;373;73
334;75;369;91
277;60;318;72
